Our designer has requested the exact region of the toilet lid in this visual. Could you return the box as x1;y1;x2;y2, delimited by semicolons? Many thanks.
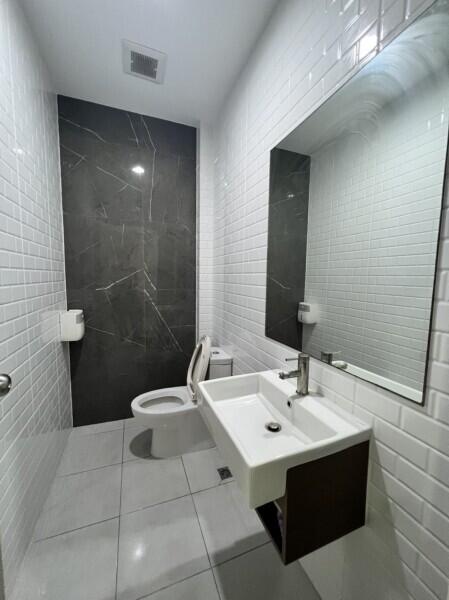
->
187;335;211;400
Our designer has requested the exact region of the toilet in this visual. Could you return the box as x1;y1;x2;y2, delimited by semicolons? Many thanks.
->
131;336;233;458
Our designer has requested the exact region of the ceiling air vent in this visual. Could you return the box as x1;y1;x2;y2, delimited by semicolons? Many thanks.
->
123;40;167;84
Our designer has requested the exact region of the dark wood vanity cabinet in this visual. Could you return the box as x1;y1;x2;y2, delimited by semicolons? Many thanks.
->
256;441;370;564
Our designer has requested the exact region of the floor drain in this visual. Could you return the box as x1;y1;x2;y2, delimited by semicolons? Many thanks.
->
217;466;233;481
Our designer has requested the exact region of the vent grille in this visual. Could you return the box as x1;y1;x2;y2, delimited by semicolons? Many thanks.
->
123;40;167;84
130;51;159;80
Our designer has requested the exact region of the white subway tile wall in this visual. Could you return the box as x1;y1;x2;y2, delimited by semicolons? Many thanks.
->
198;125;215;340
304;80;448;391
0;0;71;597
205;0;449;599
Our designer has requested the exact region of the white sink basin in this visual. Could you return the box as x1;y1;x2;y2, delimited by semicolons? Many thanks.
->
198;370;371;508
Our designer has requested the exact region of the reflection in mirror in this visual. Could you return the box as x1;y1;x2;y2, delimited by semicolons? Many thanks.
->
265;1;449;404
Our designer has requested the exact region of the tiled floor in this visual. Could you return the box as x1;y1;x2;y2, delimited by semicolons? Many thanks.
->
13;419;320;600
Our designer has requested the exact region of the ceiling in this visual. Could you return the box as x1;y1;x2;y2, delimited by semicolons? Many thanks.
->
21;0;278;126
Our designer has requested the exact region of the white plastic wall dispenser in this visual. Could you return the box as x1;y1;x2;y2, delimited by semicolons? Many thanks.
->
60;309;85;342
297;302;318;325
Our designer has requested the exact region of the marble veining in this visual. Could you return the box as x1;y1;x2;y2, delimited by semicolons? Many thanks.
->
59;95;197;426
265;148;310;350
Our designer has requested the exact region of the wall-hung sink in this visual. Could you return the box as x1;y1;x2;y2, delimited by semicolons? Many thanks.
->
198;370;371;509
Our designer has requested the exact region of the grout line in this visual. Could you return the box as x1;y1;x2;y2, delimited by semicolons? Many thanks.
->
180;456;223;599
132;567;213;600
212;540;271;569
57;459;123;477
121;492;193;517
181;457;214;567
122;453;152;464
49;459;233;542
115;424;126;599
115;462;234;518
209;561;223;599
32;515;119;543
41;433;257;597
57;428;125;476
24;427;272;599
70;421;125;437
123;423;146;432
191;478;235;496
132;541;273;600
80;474;234;521
54;461;122;479
180;457;271;573
180;455;193;496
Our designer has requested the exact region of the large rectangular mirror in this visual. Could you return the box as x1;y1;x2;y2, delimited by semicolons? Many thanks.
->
266;1;449;404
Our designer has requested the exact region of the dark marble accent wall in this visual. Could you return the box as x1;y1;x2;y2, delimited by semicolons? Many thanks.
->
58;96;196;426
265;148;310;350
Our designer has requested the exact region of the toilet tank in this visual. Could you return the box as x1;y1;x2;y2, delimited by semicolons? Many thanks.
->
209;347;233;379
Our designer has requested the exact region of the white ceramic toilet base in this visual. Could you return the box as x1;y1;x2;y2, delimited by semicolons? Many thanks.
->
151;412;214;458
130;338;232;458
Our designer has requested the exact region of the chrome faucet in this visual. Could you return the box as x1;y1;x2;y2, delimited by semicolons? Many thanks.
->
279;353;309;396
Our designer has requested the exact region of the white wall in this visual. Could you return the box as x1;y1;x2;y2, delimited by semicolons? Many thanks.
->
0;0;71;596
205;0;449;599
197;125;215;340
304;80;448;393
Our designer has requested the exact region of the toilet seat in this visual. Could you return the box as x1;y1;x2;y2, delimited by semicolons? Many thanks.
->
131;336;212;427
132;386;194;428
186;335;211;402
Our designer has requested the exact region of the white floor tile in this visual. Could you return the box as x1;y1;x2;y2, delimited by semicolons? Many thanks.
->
58;429;123;475
34;465;122;540
123;425;152;461
182;447;233;493
214;543;320;600
71;419;124;436
13;519;119;600
121;457;189;513
141;571;219;600
193;482;267;566
23;421;316;600
117;495;209;600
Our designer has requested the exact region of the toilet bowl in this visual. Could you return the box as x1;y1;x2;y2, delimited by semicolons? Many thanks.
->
131;336;233;458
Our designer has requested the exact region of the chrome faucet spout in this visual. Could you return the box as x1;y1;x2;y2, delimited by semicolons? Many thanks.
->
279;353;309;396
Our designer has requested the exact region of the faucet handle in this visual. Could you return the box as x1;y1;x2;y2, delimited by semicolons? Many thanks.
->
285;352;309;363
320;350;341;364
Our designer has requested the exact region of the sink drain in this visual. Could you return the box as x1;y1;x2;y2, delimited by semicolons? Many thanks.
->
265;422;282;433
